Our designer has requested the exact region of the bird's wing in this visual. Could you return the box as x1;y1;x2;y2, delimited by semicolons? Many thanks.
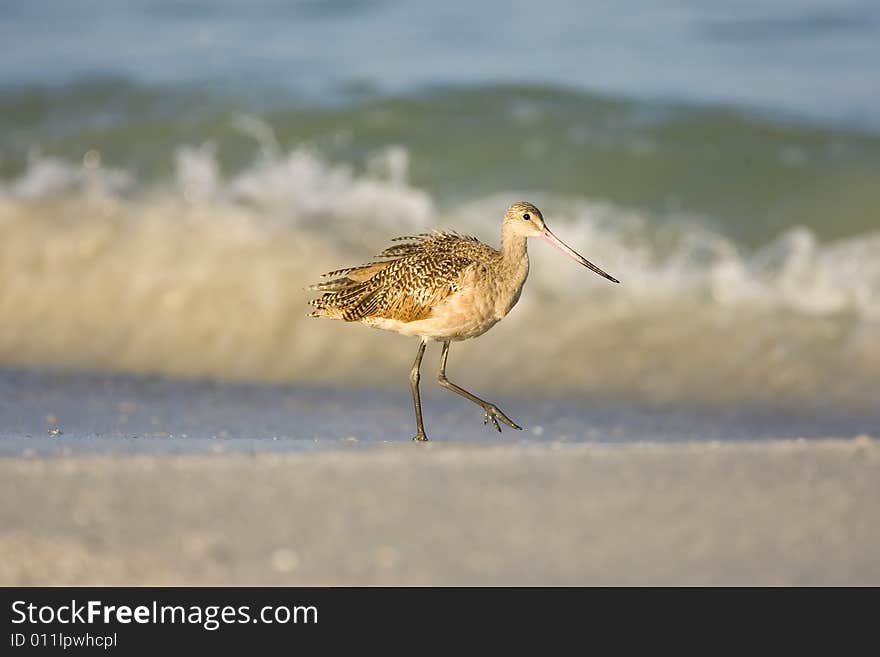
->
308;231;489;322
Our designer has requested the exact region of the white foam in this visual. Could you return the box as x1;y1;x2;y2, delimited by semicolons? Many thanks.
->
1;144;878;408
462;195;880;322
3;144;879;323
2;153;131;199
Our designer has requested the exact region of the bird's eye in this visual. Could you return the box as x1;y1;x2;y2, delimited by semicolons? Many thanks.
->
522;213;531;221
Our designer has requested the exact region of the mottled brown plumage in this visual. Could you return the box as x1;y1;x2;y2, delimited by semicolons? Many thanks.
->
307;201;619;441
308;231;491;323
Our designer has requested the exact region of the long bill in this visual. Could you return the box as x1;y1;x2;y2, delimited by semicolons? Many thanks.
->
541;227;620;283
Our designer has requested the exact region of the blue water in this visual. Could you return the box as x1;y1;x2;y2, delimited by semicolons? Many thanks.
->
1;1;879;426
3;0;880;129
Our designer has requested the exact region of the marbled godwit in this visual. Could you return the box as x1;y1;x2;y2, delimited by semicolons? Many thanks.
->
308;201;619;441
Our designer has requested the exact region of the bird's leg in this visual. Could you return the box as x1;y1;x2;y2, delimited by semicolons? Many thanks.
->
410;339;429;442
436;341;522;433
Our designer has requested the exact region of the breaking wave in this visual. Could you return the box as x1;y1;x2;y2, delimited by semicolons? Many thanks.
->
1;138;878;412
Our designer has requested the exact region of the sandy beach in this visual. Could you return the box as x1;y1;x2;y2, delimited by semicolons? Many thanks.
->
2;368;879;586
2;439;878;586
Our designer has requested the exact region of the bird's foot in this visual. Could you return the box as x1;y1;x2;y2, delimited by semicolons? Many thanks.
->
482;404;522;433
412;432;429;442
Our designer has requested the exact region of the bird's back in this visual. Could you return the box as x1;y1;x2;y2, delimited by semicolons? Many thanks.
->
308;231;499;324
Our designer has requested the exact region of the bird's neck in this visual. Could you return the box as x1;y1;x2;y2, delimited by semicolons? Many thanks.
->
493;224;531;317
500;225;529;265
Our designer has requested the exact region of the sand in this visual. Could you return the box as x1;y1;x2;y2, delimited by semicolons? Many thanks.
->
2;369;878;585
2;438;878;586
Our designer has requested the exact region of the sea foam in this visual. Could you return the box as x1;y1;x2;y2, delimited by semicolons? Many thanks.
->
1;141;878;411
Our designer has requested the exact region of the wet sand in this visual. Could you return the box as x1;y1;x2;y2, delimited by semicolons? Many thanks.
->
2;439;879;586
2;369;879;585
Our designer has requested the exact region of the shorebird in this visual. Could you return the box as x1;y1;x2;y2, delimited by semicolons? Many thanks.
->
308;201;619;441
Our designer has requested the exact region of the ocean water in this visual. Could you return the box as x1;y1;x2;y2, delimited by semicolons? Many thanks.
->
1;1;879;437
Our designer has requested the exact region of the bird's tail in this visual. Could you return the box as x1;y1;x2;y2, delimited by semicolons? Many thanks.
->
306;277;355;293
306;260;392;319
306;280;349;318
307;276;375;320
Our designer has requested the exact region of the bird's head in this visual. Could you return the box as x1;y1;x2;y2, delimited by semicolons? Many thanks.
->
503;201;547;237
503;201;620;283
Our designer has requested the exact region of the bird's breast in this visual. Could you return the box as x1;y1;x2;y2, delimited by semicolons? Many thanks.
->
490;256;530;320
439;258;529;339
